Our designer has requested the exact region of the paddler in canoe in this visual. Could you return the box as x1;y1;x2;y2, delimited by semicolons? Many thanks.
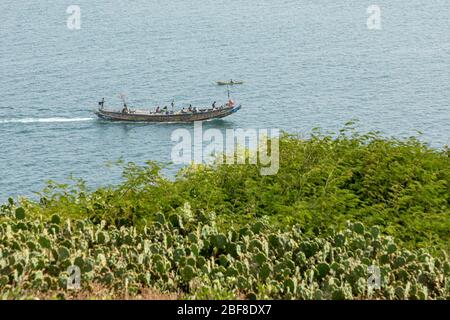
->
216;79;244;85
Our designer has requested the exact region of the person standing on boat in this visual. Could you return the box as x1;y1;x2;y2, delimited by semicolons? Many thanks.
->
122;103;129;114
156;106;160;113
98;98;105;109
212;101;216;109
171;100;175;112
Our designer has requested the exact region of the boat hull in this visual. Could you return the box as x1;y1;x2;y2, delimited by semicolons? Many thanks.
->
217;81;244;85
95;105;241;122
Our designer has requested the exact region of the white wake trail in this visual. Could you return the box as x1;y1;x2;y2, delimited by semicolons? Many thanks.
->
0;117;94;124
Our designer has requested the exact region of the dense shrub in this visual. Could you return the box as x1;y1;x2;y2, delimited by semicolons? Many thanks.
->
15;130;449;252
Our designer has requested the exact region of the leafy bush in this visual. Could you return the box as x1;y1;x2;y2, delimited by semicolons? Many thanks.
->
1;129;448;299
14;130;449;252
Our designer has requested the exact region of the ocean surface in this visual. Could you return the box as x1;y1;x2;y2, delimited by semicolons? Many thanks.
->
1;0;449;201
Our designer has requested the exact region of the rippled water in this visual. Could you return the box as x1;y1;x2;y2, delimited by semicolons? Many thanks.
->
1;0;449;201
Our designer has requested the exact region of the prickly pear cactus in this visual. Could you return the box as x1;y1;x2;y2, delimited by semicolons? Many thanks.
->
0;209;448;300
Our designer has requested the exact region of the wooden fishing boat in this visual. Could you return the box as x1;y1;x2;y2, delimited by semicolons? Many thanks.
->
216;80;244;85
95;104;242;122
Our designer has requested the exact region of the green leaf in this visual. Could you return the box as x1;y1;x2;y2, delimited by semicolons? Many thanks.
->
15;207;26;220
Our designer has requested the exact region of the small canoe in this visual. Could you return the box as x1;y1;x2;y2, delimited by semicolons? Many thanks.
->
95;105;242;123
216;81;244;85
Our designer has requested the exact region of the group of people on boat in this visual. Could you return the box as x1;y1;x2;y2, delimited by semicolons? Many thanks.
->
180;104;196;113
155;105;168;113
152;99;235;115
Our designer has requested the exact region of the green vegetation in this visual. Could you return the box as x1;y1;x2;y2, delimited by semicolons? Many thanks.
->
1;129;449;299
19;129;450;251
0;206;448;299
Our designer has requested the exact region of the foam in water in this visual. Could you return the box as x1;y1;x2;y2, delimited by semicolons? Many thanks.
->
0;117;94;124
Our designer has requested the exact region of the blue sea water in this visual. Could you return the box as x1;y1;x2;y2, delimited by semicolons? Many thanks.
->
1;0;449;201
